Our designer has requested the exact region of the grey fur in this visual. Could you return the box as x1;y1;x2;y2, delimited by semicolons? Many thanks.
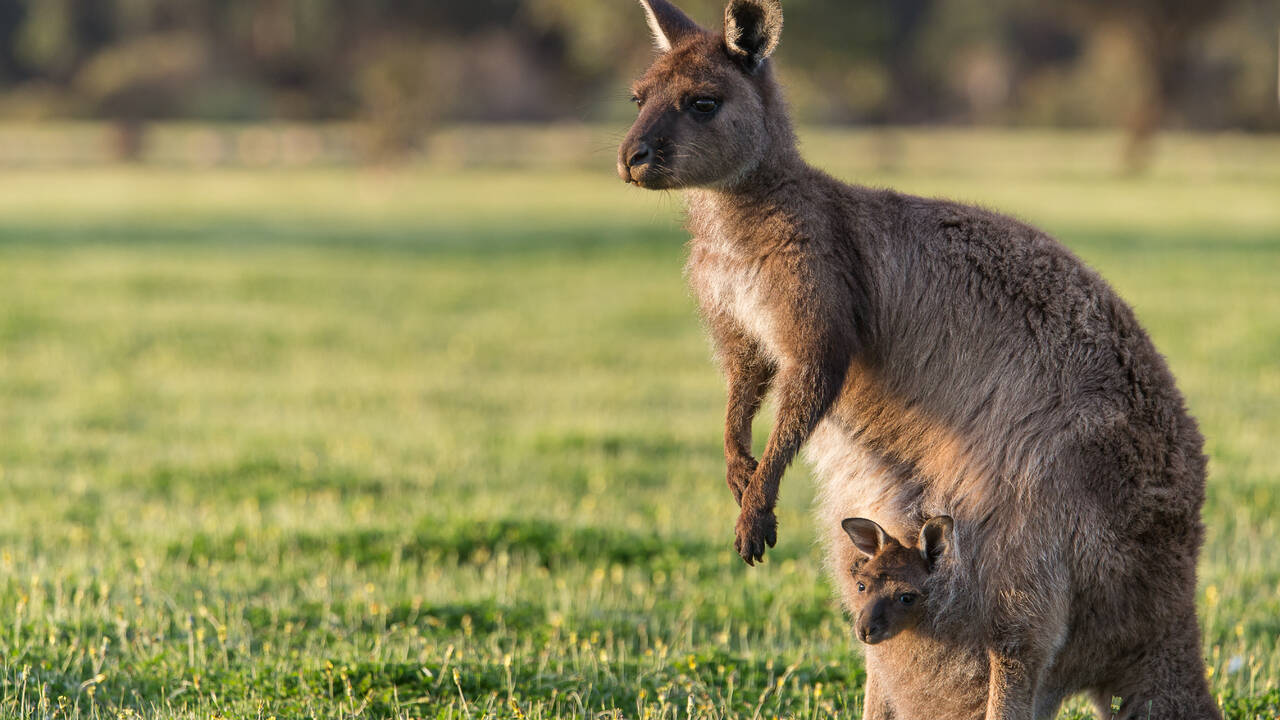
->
617;2;1218;718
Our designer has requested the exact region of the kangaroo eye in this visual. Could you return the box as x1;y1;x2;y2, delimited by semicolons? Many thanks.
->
856;582;865;593
690;98;719;114
899;593;917;605
631;95;643;107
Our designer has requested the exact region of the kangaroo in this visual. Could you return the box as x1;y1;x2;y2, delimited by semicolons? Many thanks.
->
843;516;955;646
617;1;1219;718
842;516;988;720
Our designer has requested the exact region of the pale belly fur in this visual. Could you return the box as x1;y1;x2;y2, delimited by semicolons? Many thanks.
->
804;420;925;606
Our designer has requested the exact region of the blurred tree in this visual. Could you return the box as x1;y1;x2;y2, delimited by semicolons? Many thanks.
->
1067;0;1232;172
0;0;1271;162
355;36;461;160
77;32;209;160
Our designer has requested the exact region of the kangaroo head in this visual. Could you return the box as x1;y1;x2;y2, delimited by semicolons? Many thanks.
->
618;0;791;190
841;516;954;645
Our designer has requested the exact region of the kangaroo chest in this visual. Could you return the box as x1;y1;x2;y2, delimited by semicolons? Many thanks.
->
868;635;989;719
686;237;783;359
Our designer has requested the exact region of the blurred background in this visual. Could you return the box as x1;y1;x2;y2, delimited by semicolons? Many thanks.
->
1;2;1279;718
0;0;1277;169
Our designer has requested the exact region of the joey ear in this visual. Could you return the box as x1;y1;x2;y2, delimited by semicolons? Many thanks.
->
842;517;887;558
918;516;954;569
638;0;703;52
723;0;782;73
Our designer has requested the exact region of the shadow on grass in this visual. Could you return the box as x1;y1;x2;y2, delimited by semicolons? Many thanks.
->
232;584;839;642
1;218;1275;260
165;517;773;572
144;456;409;502
0;219;681;259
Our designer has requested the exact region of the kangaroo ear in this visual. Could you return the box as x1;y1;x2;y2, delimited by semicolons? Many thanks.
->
638;0;703;52
842;517;887;558
723;0;782;73
918;516;954;569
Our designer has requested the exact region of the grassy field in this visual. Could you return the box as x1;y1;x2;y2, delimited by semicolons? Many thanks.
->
0;128;1278;718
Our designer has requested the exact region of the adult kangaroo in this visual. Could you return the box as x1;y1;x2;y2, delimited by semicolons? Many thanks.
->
616;1;1218;718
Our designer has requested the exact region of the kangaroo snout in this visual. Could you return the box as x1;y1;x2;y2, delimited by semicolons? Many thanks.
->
618;139;656;184
858;617;883;644
626;141;653;169
857;609;889;645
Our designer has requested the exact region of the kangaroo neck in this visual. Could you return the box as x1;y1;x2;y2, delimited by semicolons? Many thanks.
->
685;148;810;235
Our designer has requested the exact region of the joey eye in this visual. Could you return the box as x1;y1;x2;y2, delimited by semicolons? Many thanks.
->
856;582;865;593
690;98;719;114
631;96;643;107
899;593;917;605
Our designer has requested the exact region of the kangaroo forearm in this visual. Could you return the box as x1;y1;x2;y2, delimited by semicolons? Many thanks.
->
741;417;812;510
723;360;773;459
741;362;841;511
732;372;831;563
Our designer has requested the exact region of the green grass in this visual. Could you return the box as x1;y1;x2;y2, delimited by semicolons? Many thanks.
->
0;128;1278;718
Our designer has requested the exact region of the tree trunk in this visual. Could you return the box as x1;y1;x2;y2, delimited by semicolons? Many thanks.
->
113;118;146;163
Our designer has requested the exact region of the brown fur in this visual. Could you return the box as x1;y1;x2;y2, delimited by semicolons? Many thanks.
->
843;516;988;720
843;515;953;645
618;1;1218;718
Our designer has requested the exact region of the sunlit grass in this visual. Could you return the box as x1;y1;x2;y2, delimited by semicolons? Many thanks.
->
0;128;1277;718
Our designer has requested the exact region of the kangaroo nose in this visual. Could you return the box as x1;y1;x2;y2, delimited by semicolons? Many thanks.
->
861;623;880;642
627;142;653;168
